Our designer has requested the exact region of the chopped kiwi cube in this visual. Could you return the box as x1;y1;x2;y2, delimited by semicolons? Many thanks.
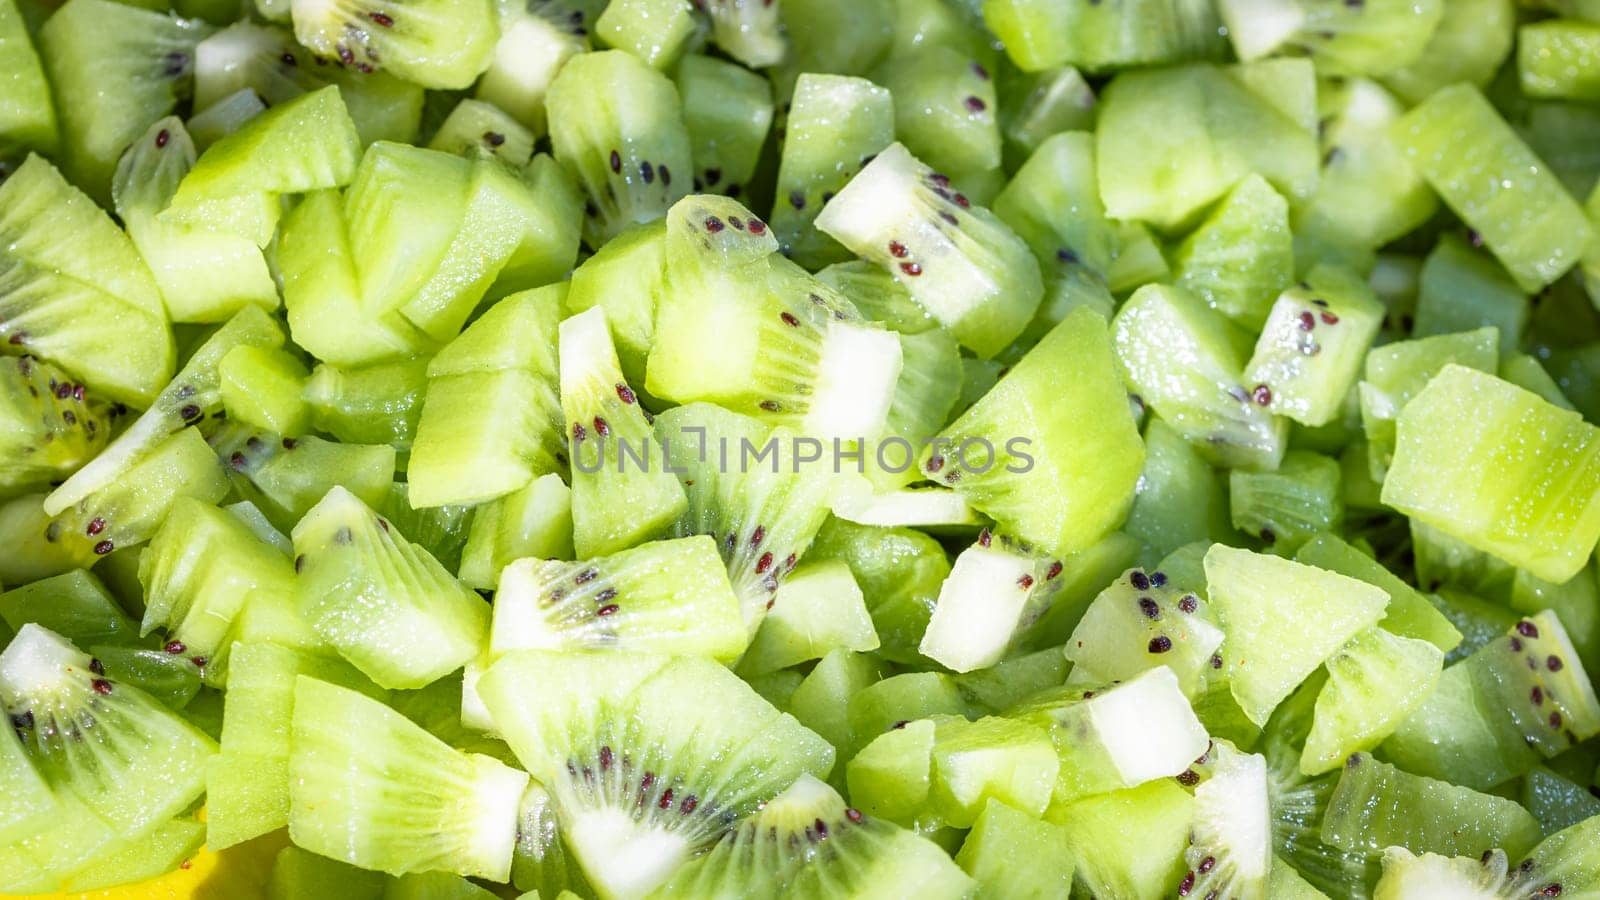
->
594;0;695;69
954;798;1076;897
218;345;310;435
1357;326;1499;484
1322;752;1541;860
0;355;115;497
1242;266;1385;428
0;154;174;408
1000;66;1096;161
1394;83;1591;292
1181;742;1273;900
490;534;747;662
816;142;1043;358
0;624;216;835
805;517;950;665
478;651;834;899
427;98;536;165
786;649;883;755
928;715;1058;826
1065;565;1226;696
1173;173;1295;332
288;0;499;90
926;307;1142;556
741;560;879;674
38;0;210;201
458;473;574;591
0;569;138;648
1293;532;1462;653
409;285;565;509
114;117;281;325
212;423;397;533
559;306;688;557
1382;365;1600;583
289;676;528;881
0;0;56;158
876;46;1001;184
546;50;692;248
1520;20;1600;102
920;534;1067;673
848;718;938;826
982;0;1224;73
1413;232;1531;349
1228;450;1344;555
675;55;773;201
1051;779;1195;900
1300;628;1443;775
291;486;490;690
1124;418;1231;561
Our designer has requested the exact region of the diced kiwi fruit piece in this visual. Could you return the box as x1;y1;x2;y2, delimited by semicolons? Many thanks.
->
0;0;55;158
1242;267;1385;428
1172;174;1294;332
1204;545;1390;727
1000;66;1095;160
1012;667;1210;802
137;495;294;675
212;422;396;531
0;355;115;497
0;624;216;834
1220;0;1442;75
1114;284;1287;471
1066;566;1225;696
594;0;694;69
37;0;210;201
849;672;968;754
292;486;490;689
1228;450;1343;554
655;401;836;630
1414;233;1530;348
409;285;565;508
0;569;137;648
1395;83;1591;292
919;533;1063;673
982;0;1222;73
1177;742;1273;900
954;798;1075;897
1051;779;1196;899
1095;59;1318;231
458;472;574;591
925;306;1140;556
816;142;1042;358
876;46;1000;185
1382;365;1600;583
559;305;687;556
1124;419;1230;561
925;714;1058;827
478;651;834;898
48;427;230;563
219;346;311;435
1323;752;1540;862
1358;326;1499;484
0;153;173;407
45;305;283;518
289;0;498;89
116;118;279;326
676;55;773;199
490;534;746;661
546;50;692;247
741;560;879;673
303;357;428;450
187;87;267;150
649;195;903;439
1300;628;1443;775
1520;20;1600;102
785;649;882;756
165;86;363;247
427;98;536;165
847;718;938;826
289;676;526;880
1523;766;1600;837
193;21;423;146
659;773;973;897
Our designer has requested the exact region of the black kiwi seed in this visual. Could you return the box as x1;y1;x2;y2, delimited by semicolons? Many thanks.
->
484;131;505;147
